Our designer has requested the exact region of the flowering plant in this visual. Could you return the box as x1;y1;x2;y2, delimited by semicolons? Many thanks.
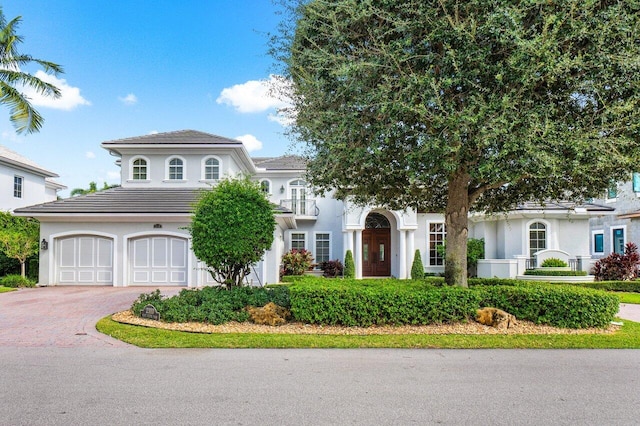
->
281;249;314;276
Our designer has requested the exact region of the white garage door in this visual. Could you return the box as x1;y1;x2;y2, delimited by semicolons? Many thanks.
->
56;236;113;285
129;236;188;285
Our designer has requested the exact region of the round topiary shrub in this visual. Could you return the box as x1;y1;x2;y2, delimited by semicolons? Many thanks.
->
540;257;568;268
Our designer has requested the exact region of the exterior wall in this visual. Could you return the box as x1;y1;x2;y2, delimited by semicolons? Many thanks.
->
0;163;53;211
590;180;640;257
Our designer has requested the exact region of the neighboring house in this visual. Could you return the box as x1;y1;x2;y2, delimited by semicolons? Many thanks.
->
589;176;640;258
0;144;66;211
13;130;608;286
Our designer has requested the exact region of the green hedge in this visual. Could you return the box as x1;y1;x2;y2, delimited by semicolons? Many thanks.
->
0;274;35;288
131;286;290;324
289;277;618;328
523;270;588;276
572;281;640;293
289;278;478;326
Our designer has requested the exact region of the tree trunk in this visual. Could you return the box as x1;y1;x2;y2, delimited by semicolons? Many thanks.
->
444;171;470;287
20;261;26;278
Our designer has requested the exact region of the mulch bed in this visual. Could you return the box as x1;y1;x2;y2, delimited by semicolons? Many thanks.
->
112;310;619;335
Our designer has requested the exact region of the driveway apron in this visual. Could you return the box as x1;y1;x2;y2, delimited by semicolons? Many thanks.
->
0;286;180;347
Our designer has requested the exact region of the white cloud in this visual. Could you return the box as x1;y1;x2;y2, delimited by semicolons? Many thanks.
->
21;70;91;110
235;134;263;152
85;151;96;159
118;93;138;105
217;75;291;114
148;130;159;135
1;130;22;143
107;171;120;180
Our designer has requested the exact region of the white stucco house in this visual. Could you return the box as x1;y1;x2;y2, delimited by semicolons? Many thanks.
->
14;130;609;286
1;144;66;212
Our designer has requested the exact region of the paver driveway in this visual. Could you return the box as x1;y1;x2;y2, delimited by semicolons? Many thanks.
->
0;286;180;347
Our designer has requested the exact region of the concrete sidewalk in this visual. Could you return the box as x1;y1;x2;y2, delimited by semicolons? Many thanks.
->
617;303;640;322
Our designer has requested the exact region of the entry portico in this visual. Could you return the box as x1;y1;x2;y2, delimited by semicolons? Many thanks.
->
343;203;418;279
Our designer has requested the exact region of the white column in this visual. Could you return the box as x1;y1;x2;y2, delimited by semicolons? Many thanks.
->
398;229;407;279
355;229;363;279
407;230;415;277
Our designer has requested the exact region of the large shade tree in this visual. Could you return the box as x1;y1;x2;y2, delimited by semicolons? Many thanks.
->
275;0;640;286
189;177;276;289
0;7;63;134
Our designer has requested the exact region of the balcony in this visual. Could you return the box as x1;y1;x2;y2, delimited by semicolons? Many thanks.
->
279;199;319;219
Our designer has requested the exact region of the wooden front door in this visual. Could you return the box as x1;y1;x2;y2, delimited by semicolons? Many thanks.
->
362;228;391;277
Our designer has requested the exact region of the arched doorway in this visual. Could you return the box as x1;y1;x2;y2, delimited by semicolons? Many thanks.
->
362;212;391;276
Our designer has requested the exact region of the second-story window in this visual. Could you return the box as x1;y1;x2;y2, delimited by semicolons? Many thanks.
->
168;158;184;180
204;158;220;180
260;180;270;194
132;158;147;180
14;175;23;198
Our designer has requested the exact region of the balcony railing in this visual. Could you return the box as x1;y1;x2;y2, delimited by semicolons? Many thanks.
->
526;258;580;271
279;199;319;218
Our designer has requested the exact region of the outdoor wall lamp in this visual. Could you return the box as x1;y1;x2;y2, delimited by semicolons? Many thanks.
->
41;239;48;250
280;185;285;193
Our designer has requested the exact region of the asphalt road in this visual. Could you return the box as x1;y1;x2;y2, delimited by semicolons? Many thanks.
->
1;347;639;425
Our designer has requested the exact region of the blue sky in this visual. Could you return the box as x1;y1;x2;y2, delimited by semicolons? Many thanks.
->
1;0;294;196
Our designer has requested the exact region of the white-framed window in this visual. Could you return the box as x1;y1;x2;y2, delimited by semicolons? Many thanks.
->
202;156;220;180
167;157;184;180
529;222;547;257
289;179;308;215
592;231;604;255
633;173;640;194
428;222;446;266
314;232;331;264
290;232;307;251
131;157;148;180
611;226;626;254
13;175;23;198
260;179;271;194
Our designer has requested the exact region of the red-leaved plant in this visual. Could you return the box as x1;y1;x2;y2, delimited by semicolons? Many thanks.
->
593;242;640;281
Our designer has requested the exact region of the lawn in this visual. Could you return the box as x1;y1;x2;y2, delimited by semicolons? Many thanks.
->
96;316;640;349
0;286;16;293
617;292;640;304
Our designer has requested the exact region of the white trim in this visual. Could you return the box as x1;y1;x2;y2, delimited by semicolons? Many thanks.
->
591;230;604;255
129;155;150;181
165;155;186;180
123;230;192;287
524;218;550;257
49;231;118;287
201;155;222;181
610;225;627;254
313;231;332;264
289;231;308;251
426;220;446;267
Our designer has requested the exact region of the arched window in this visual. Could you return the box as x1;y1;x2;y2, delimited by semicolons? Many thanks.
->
168;158;183;180
260;180;270;194
204;157;219;180
132;158;147;180
529;222;547;257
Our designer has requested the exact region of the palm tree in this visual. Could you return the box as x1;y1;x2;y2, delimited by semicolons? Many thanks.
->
0;7;63;134
70;181;98;197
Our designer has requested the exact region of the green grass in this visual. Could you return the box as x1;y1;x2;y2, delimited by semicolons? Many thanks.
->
617;292;640;304
0;286;16;293
96;316;640;349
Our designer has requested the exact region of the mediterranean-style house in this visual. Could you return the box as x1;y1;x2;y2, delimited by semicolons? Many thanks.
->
1;144;66;211
14;130;610;286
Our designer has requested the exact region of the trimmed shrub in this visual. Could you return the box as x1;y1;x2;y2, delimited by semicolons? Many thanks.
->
320;259;344;278
0;274;35;288
545;280;640;293
344;250;355;278
523;270;587;276
410;249;425;279
540;257;568;267
473;283;618;328
131;286;291;324
289;278;479;326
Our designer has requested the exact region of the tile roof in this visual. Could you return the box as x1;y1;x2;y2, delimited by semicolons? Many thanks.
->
253;155;307;170
14;187;292;216
0;144;58;177
101;130;243;146
515;201;615;212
